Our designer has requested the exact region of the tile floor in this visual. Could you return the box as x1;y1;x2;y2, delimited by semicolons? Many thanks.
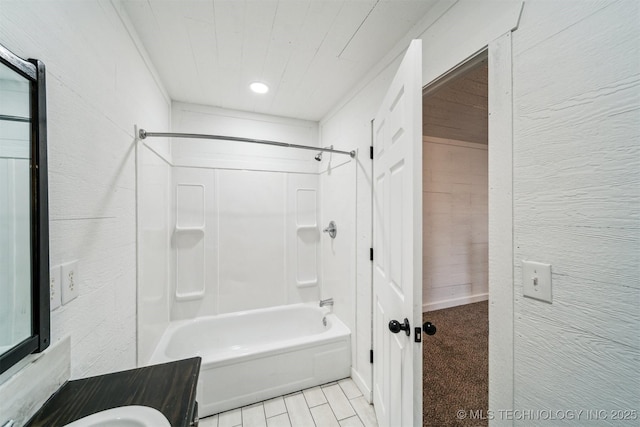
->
198;378;378;427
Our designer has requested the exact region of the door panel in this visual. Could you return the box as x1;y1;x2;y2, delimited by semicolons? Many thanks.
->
372;39;422;427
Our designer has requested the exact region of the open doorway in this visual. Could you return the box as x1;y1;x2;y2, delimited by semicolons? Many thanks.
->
421;52;489;426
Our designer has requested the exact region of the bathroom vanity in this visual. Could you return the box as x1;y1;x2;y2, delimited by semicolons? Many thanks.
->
24;357;201;427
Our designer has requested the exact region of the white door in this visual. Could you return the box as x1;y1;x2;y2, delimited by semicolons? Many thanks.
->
372;39;422;427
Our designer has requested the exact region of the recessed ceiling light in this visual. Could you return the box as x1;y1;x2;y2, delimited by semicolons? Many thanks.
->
250;82;269;94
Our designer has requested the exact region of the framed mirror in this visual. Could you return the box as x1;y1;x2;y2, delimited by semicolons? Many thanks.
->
0;43;49;375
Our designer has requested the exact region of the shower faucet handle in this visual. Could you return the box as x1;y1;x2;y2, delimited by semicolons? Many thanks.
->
323;221;337;239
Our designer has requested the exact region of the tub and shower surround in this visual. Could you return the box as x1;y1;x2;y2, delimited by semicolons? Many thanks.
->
136;104;357;414
137;106;323;355
137;104;358;356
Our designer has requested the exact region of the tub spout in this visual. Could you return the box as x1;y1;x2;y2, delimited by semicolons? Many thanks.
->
319;298;334;308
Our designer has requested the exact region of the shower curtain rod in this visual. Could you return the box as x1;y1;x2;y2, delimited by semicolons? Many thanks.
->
138;129;356;158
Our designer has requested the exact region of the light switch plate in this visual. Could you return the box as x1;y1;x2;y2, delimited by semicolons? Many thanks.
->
61;260;79;305
50;265;62;311
522;260;552;303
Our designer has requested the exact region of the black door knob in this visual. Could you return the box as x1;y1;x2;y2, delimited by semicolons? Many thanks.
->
389;318;411;336
423;321;436;336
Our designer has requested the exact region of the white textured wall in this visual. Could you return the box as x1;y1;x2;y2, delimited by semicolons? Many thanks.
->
0;0;170;380
422;136;488;312
512;0;640;420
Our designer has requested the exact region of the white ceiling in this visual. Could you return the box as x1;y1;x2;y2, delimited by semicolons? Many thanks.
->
423;60;488;144
122;0;438;121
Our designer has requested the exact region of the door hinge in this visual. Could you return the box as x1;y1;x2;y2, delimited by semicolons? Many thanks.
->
370;349;374;364
369;248;374;261
370;146;374;160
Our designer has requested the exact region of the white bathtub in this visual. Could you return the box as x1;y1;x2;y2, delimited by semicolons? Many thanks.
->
150;303;351;416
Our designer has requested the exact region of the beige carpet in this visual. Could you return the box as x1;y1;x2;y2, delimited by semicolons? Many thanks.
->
423;301;488;427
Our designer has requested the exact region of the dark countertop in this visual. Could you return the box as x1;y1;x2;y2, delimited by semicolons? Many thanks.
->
25;357;201;427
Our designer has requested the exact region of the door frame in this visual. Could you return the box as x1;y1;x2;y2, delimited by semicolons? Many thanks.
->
486;31;515;421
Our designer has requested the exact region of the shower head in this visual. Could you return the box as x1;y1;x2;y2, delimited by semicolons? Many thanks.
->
314;152;323;161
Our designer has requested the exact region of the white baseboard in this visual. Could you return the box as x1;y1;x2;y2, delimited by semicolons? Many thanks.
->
423;293;488;312
351;367;372;403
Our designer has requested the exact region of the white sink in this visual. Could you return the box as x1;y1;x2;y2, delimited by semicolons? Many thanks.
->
62;405;171;427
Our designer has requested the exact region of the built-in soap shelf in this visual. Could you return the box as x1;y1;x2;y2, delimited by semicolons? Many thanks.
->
297;279;318;288
174;226;205;233
175;290;205;301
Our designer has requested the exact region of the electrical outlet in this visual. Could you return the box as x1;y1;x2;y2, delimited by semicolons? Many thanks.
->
61;260;79;305
50;265;62;310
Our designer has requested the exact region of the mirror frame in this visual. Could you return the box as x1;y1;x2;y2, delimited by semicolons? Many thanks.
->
0;43;49;375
